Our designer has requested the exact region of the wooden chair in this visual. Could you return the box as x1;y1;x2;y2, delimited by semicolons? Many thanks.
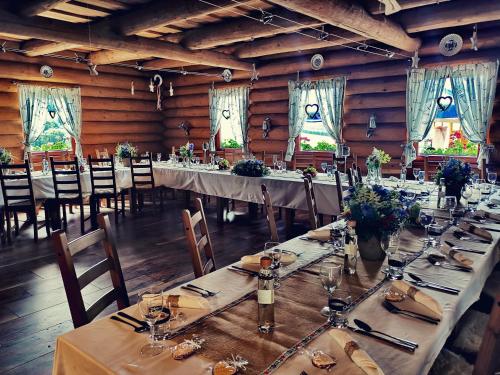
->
303;175;320;230
52;213;129;328
181;198;216;279
334;170;347;213
473;293;500;375
0;160;50;243
50;157;88;234
261;184;279;242
346;168;354;187
88;155;125;223
130;154;163;212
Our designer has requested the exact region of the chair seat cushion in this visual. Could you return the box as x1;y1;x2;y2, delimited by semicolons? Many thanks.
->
450;309;489;356
429;348;472;375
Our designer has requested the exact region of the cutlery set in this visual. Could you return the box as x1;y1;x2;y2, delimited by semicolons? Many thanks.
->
407;273;460;295
228;266;259;276
382;300;440;325
453;230;492;244
427;255;472;272
443;241;485;255
349;319;418;352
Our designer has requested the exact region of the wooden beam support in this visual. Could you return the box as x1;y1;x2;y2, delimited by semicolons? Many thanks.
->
142;59;197;70
17;0;70;17
0;8;253;71
181;8;325;50
21;39;78;56
267;0;421;52
89;50;150;65
399;0;500;33
364;0;452;15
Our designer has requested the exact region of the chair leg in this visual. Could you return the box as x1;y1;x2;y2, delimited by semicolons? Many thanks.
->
114;196;119;223
69;205;74;214
79;204;85;234
44;204;50;238
121;191;126;217
6;211;12;244
62;204;68;230
32;211;38;243
13;212;19;235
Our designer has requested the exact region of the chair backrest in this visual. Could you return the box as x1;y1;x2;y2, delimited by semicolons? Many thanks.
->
181;198;216;279
88;155;117;196
473;293;500;375
263;151;284;167
52;213;129;328
130;155;155;189
27;151;49;171
261;184;279;242
50;157;83;201
0;159;36;209
303;174;320;230
334;170;346;212
346;168;354;187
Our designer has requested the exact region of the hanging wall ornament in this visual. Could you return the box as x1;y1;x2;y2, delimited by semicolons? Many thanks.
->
470;25;478;51
131;81;135;96
222;69;232;82
304;104;319;119
169;82;174;96
222;109;231;120
153;74;163;110
367;114;376;138
149;78;155;93
40;65;53;78
311;54;324;70
251;64;259;81
411;50;420;68
47;98;57;119
87;62;99;76
439;34;463;56
437;96;453;112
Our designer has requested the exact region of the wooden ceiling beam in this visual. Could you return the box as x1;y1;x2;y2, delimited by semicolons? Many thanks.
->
88;50;151;65
16;0;71;17
0;8;253;71
142;59;197;70
363;0;452;15
399;0;500;33
181;7;325;50
21;39;78;56
267;0;421;52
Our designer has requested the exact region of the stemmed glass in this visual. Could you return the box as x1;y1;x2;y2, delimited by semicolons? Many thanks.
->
427;223;444;247
156;153;161;163
477;179;490;201
417;170;425;184
467;186;480;213
321;162;328;175
419;208;434;248
413;168;421;181
461;184;472;211
272;155;278;172
318;263;342;317
276;160;283;173
381;231;404;280
488;171;497;189
444;196;457;224
138;287;165;357
264;242;282;288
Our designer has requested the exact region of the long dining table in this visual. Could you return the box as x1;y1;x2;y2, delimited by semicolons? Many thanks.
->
52;196;500;374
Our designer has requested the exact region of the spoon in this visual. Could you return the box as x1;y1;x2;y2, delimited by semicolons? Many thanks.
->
427;256;472;272
353;319;418;348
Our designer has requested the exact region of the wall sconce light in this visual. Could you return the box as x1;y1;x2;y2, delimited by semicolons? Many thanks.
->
262;116;271;138
367;113;376;138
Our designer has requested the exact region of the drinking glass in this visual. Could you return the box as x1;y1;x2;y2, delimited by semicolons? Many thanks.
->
276;160;283;173
468;186;480;212
272;154;278;171
419;208;434;246
195;156;201;166
138;287;165;357
321;162;328;174
461;183;472;210
264;242;282;288
156;153;161;163
413;168;421;181
427;223;444;247
319;263;342;317
328;290;351;328
417;170;425;184
387;253;406;280
326;165;333;178
444;195;457;223
487;171;497;190
330;228;345;251
281;161;287;173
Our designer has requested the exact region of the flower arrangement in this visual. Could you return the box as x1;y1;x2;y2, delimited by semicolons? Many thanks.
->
115;142;138;159
0;147;12;164
179;142;194;159
303;165;317;177
232;159;270;177
434;158;472;201
344;184;409;242
366;147;391;169
218;158;230;170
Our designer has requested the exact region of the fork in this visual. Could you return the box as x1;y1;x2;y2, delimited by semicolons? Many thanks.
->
180;285;209;297
186;284;219;296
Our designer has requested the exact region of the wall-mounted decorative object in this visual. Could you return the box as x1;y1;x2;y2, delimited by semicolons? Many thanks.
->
222;69;232;82
437;96;453;111
367;114;376;138
130;81;135;96
439;34;463;56
152;74;163;110
1;42;6;53
251;63;259;81
222;109;231;120
87;62;98;76
262;116;271;139
411;50;420;69
470;24;478;51
47;99;57;119
305;104;319;119
178;121;191;136
169;82;174;96
377;0;401;15
40;65;53;78
149;78;154;93
310;54;324;70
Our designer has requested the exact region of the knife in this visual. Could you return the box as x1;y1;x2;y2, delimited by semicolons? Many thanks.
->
444;241;486;255
453;231;492;244
347;326;416;352
407;273;460;295
229;266;259;276
480;227;500;232
118;311;148;327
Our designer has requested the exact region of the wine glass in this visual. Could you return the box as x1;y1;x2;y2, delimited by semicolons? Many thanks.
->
487;171;497;188
138;287;165;357
276;160;283;173
272;155;278;171
156;153;161;163
321;162;328;174
461;184;472;210
419;208;434;248
318;263;342;317
381;230;401;274
417;170;425;185
427;223;444;247
328;290;352;328
326;165;333;178
264;242;282;288
468;186;480;213
444;196;457;224
413;168;421;181
477;179;490;201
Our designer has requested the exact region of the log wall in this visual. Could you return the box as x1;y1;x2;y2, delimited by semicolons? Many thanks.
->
0;52;163;161
162;34;500;170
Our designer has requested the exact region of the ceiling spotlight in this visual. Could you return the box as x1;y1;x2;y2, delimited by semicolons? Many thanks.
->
87;63;98;76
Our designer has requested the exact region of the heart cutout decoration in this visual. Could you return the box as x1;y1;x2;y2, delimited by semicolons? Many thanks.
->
437;96;453;112
222;109;231;120
305;104;319;119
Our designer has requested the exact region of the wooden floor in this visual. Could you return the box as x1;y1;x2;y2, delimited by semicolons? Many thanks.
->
0;196;309;375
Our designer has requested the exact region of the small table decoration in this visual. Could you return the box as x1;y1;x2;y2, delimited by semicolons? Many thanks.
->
179;142;194;167
115;142;137;167
366;147;391;185
0;147;12;165
302;165;318;178
344;184;409;260
218;158;230;170
232;159;270;177
434;158;471;203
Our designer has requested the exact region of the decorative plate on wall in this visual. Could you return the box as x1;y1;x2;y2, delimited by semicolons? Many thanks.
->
311;54;324;70
40;65;53;78
439;34;463;56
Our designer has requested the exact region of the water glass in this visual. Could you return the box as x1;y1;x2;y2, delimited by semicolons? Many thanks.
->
272;155;278;171
419;208;434;246
138;287;165;357
156;153;161;163
387;253;406;280
326;165;333;178
444;195;457;223
328;290;351;328
467;187;480;212
461;184;472;208
487;171;497;190
264;242;281;288
330;228;345;251
321;162;327;174
427;223;444;247
417;170;425;184
319;263;342;317
413;167;421;180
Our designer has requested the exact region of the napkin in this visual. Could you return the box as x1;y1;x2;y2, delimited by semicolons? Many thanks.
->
165;294;209;309
306;229;330;241
475;209;500;222
329;329;384;375
458;222;493;241
392;280;443;318
441;245;473;269
241;253;297;265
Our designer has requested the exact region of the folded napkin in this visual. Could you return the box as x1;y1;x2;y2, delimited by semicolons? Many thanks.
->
306;229;331;241
392;280;443;318
458;222;493;241
329;329;384;375
165;294;209;309
475;209;500;222
441;245;473;269
241;253;297;265
490;193;500;205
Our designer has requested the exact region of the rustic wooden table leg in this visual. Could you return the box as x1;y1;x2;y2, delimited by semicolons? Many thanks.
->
284;208;294;238
248;202;258;220
216;197;227;225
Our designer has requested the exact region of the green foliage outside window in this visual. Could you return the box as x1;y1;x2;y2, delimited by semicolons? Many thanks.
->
221;138;241;149
421;139;478;157
300;141;336;152
31;120;72;151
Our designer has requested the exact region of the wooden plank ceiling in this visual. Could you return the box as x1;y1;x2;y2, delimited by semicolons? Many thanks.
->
0;0;499;72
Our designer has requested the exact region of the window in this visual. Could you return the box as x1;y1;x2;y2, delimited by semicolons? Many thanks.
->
31;118;72;152
299;90;336;152
219;115;243;149
418;78;478;157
